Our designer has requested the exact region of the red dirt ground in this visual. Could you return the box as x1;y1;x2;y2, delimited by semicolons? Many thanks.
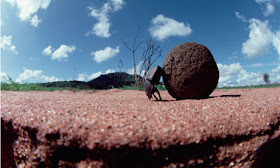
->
1;87;280;167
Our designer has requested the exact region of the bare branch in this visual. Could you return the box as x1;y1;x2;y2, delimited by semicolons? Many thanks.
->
122;29;162;88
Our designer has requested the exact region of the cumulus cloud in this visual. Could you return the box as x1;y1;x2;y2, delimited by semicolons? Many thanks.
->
242;19;275;58
237;70;263;86
217;63;266;87
235;12;248;22
126;61;144;76
270;65;280;83
273;31;280;57
91;46;120;63
88;71;103;80
42;45;52;55
77;69;116;81
15;68;60;84
30;15;41;27
255;0;279;16
105;69;116;74
217;63;243;86
264;2;275;16
0;35;18;54
149;14;192;41
87;0;125;38
3;0;51;27
77;73;87;81
1;72;10;83
110;0;125;12
51;45;76;61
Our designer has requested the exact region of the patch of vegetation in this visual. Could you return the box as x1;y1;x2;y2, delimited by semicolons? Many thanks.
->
217;83;280;89
1;77;82;91
2;74;279;92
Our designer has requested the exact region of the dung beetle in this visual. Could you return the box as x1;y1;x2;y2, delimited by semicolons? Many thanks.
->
144;66;163;101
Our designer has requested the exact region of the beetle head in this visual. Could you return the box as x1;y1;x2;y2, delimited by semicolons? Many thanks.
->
144;79;154;100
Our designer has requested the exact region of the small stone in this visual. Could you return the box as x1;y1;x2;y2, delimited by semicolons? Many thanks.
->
229;162;235;167
162;42;219;99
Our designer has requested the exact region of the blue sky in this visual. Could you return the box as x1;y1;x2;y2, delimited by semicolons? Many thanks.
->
1;0;280;86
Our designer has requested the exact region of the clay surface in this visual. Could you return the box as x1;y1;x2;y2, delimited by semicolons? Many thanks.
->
163;42;219;99
1;87;280;167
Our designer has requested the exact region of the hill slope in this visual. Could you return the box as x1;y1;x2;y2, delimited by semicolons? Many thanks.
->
39;72;141;90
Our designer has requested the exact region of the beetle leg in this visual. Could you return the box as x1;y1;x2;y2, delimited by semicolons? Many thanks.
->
155;88;162;101
153;93;159;101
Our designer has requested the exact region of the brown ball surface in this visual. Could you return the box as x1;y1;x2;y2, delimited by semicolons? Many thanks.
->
162;42;219;99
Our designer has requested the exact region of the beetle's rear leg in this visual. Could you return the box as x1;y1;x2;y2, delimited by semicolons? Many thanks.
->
152;88;161;101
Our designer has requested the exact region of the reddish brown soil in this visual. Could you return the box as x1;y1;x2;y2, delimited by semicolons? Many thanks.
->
1;87;280;167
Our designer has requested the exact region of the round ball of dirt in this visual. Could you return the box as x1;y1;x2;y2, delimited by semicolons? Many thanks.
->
162;42;219;99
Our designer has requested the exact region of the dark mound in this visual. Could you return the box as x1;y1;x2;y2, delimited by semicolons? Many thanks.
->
87;72;141;89
39;72;141;90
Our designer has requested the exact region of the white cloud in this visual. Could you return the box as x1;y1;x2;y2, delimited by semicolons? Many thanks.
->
91;46;120;63
270;69;280;83
217;63;243;86
272;64;280;73
218;63;243;77
105;69;116;74
264;2;275;16
255;0;279;16
15;68;60;84
77;69;116;81
87;0;125;38
127;61;144;76
51;45;76;61
237;69;263;86
42;76;60;82
77;73;87;81
3;0;51;27
110;0;125;12
217;63;267;86
0;35;18;54
88;71;103;80
242;18;280;59
242;19;274;58
235;12;248;22
1;72;10;83
149;14;192;41
30;15;41;27
88;4;111;38
92;18;111;38
42;45;52;55
272;31;280;57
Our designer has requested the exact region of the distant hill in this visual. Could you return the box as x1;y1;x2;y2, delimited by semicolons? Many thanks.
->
39;72;142;90
87;72;139;89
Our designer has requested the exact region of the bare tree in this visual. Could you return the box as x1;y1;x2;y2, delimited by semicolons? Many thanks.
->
139;39;161;86
263;73;270;84
122;28;162;88
122;28;144;88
